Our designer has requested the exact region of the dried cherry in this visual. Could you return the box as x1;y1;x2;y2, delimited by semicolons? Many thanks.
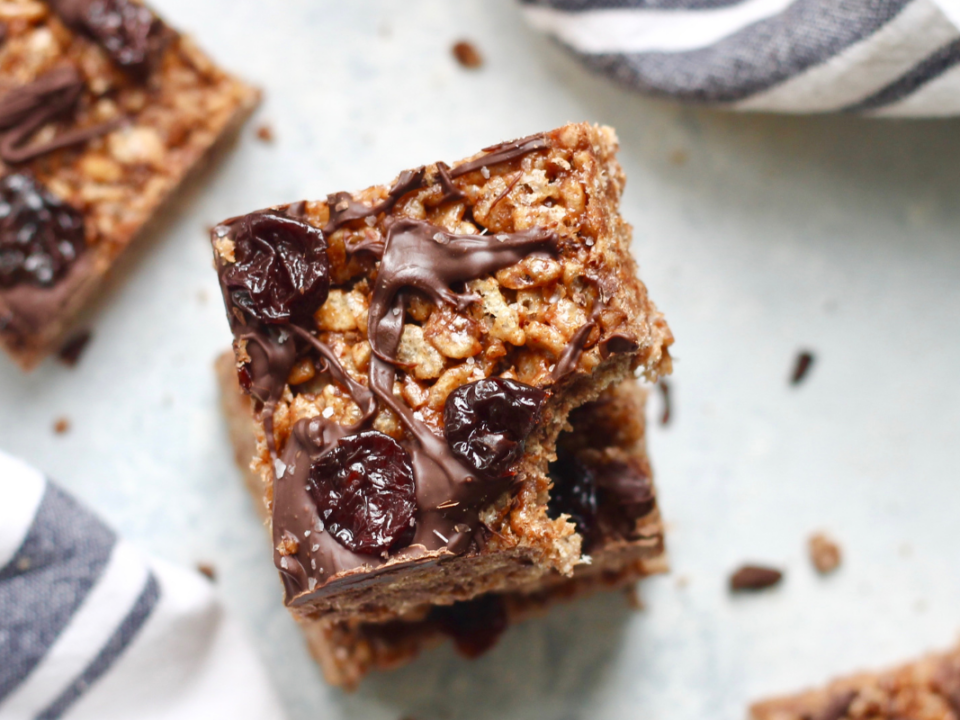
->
0;172;85;288
221;212;330;325
443;377;546;479
306;430;416;555
430;594;507;658
547;452;598;545
74;0;168;79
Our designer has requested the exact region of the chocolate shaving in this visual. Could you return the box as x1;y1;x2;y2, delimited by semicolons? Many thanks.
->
0;66;121;164
730;564;783;592
791;350;815;385
434;161;464;203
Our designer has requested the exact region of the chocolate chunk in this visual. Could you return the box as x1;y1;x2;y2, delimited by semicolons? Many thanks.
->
452;40;483;69
791;350;815;385
430;594;507;658
0;172;85;288
58;329;92;366
730;565;783;592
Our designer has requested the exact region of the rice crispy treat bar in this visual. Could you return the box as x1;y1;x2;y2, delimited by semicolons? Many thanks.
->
751;645;960;720
216;351;666;688
0;0;259;369
211;123;673;624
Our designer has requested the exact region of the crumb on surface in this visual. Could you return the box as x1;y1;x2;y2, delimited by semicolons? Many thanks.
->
791;350;815;385
670;149;688;166
452;40;483;68
256;124;274;142
809;532;842;574
730;564;783;592
53;417;70;434
58;330;92;366
197;563;217;581
658;378;671;425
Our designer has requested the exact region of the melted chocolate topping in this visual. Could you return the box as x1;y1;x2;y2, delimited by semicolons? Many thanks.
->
367;218;558;360
0;66;121;164
449;133;549;178
323;168;425;234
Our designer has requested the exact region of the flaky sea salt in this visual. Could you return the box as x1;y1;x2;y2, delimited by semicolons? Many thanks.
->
481;166;491;179
322;406;334;418
273;458;286;478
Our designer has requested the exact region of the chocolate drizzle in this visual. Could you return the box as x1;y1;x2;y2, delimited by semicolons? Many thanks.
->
449;133;548;178
0;66;121;164
323;168;425;234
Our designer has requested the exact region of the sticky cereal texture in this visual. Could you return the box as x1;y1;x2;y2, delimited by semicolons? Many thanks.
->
752;645;960;720
214;123;672;623
0;0;259;369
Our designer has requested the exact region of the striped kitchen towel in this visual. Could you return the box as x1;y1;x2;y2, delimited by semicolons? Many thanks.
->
519;0;960;115
0;451;285;720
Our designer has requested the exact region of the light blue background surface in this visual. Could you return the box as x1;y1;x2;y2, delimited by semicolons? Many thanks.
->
1;2;959;718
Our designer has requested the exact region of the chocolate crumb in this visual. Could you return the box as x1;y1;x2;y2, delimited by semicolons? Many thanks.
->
809;690;857;720
57;329;92;366
791;350;815;385
730;564;783;592
53;417;70;434
452;40;483;69
809;532;842;574
658;379;671;425
255;124;274;143
197;563;217;581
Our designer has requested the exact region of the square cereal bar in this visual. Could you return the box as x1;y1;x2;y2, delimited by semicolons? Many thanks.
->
751;644;960;720
211;123;673;623
217;351;666;688
0;0;258;369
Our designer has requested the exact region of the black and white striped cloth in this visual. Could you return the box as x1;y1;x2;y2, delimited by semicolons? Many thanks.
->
0;451;284;720
519;0;960;115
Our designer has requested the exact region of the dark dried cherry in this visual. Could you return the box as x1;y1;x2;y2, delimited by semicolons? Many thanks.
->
306;430;416;555
73;0;168;79
221;212;330;325
430;594;507;658
0;172;85;289
443;377;546;479
547;452;598;545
